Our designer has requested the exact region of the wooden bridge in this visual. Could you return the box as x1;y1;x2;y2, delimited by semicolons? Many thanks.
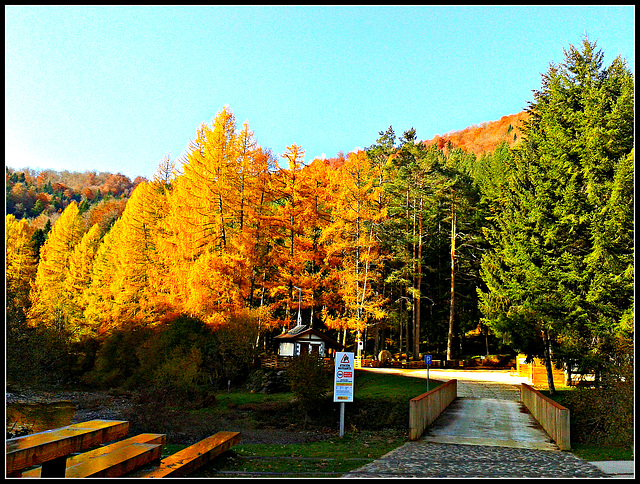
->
368;368;571;451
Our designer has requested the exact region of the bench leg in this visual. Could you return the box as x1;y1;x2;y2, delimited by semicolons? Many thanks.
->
41;455;68;477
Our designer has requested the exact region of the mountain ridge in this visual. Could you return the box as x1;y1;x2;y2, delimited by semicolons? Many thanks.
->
421;110;529;156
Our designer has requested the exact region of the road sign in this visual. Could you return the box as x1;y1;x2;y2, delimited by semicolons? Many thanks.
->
334;351;355;438
333;352;354;403
424;355;432;391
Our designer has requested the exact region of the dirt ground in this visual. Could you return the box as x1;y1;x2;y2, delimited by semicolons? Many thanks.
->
6;387;337;445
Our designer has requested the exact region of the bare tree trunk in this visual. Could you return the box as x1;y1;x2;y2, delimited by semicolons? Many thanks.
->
399;291;404;357
542;328;556;395
485;326;490;356
374;324;379;356
447;208;457;361
218;193;226;249
414;196;423;359
405;189;415;358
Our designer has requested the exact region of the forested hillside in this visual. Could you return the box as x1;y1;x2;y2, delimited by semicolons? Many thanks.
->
423;111;529;155
6;40;633;409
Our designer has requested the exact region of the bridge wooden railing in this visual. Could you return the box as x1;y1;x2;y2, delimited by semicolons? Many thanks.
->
520;383;571;450
409;379;457;441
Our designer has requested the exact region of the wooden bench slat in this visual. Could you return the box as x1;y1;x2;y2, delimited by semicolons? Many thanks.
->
137;431;241;478
21;433;167;478
65;443;164;478
6;420;129;475
67;419;131;443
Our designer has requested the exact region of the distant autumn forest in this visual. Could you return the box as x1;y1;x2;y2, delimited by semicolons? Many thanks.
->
6;40;633;393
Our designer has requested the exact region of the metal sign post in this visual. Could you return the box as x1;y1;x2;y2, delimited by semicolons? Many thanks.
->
424;354;432;391
334;352;355;437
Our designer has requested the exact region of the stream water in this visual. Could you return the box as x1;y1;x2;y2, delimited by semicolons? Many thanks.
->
6;401;76;437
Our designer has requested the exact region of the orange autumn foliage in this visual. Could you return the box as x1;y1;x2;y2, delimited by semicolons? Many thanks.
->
423;111;529;156
320;150;388;333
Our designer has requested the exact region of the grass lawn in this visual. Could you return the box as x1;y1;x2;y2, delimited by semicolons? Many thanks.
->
190;430;407;477
570;444;634;462
175;369;434;477
354;369;441;398
202;368;440;404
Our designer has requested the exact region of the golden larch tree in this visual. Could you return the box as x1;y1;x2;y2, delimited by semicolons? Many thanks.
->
321;151;388;343
28;201;86;334
64;223;102;340
6;214;39;323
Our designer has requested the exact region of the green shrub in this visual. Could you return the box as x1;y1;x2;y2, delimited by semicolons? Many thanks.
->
347;397;408;430
133;316;220;402
154;346;205;392
286;354;332;419
564;385;632;448
81;326;154;388
82;314;258;395
210;309;261;385
563;336;634;449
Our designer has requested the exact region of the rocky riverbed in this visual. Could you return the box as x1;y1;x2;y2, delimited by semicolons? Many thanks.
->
6;387;334;445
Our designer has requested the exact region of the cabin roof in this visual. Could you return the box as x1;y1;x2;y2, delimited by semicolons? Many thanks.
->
274;325;343;349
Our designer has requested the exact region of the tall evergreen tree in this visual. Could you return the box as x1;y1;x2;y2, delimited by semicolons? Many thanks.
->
478;38;634;393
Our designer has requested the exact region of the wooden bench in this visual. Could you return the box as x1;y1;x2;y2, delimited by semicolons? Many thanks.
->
21;433;167;478
133;431;241;478
6;419;129;477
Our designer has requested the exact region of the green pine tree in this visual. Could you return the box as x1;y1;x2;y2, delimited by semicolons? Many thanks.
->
478;38;634;394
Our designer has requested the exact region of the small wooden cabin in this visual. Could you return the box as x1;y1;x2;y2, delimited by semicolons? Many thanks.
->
274;324;342;358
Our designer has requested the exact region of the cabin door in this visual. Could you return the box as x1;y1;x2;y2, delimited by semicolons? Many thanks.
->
299;343;309;356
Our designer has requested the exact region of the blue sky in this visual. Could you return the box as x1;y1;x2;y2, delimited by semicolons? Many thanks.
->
5;5;635;180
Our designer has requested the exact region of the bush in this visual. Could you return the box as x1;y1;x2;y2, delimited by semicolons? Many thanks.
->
82;315;217;395
81;326;154;388
286;354;332;419
347;397;409;430
563;336;634;449
564;384;633;448
210;309;261;385
21;326;101;387
133;315;219;400
245;369;290;394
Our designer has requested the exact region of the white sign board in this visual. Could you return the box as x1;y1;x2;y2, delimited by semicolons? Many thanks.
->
333;352;355;402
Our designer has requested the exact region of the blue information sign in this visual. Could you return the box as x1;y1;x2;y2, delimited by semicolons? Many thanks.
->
424;354;432;365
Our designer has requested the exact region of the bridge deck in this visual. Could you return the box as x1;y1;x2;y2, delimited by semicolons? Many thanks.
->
422;397;558;450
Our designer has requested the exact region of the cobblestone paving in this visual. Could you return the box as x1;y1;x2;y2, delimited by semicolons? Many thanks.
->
342;441;608;478
343;372;607;478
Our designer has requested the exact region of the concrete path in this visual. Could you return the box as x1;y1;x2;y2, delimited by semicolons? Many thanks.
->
342;368;620;478
422;397;557;451
589;460;635;478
